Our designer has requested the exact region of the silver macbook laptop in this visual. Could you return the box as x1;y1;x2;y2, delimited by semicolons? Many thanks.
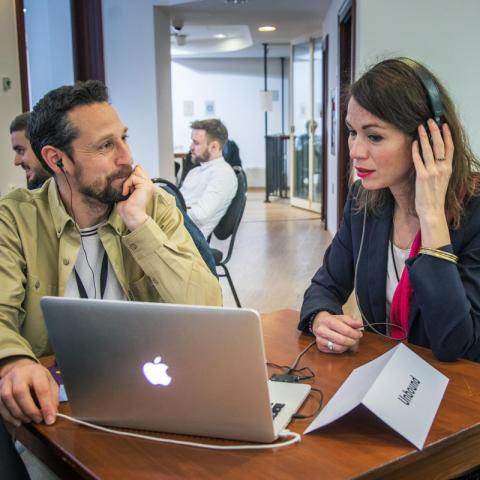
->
40;297;310;443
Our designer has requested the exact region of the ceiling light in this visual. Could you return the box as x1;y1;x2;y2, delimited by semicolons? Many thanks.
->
224;0;248;4
258;25;276;32
213;34;227;39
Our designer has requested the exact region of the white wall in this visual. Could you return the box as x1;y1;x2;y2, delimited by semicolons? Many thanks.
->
102;0;199;180
356;0;480;158
102;0;162;177
24;0;74;106
0;0;25;196
154;8;175;180
171;57;289;187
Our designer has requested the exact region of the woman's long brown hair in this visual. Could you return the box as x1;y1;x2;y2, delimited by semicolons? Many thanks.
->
347;58;479;228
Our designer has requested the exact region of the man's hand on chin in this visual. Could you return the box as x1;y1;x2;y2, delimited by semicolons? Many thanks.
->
0;357;59;427
116;165;155;231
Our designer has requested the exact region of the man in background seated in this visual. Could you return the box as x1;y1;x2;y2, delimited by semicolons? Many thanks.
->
10;112;51;189
179;139;242;185
0;80;222;431
180;119;238;238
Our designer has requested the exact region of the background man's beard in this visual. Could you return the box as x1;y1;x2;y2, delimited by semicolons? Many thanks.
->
79;166;132;204
26;167;51;190
192;150;211;163
27;177;45;190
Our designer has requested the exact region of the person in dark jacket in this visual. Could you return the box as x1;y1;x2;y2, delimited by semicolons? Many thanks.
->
300;58;480;362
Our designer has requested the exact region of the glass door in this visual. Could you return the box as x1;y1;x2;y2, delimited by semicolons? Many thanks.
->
290;37;324;213
291;41;310;204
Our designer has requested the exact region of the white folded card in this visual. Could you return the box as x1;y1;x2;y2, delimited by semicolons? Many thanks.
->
305;343;449;449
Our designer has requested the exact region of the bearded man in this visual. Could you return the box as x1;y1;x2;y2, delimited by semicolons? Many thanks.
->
0;80;221;431
180;119;238;238
10;112;51;189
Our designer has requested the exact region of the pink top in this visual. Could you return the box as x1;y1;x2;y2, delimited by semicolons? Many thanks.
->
389;231;422;339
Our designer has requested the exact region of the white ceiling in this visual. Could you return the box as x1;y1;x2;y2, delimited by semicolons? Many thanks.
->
163;0;332;58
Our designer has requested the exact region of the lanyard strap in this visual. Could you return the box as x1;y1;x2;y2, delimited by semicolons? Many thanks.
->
390;216;400;283
390;240;401;283
74;252;109;299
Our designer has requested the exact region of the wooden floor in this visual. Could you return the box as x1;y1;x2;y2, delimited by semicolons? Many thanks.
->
210;191;332;313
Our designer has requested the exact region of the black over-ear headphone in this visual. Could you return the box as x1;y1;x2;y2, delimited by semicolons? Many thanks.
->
397;57;445;125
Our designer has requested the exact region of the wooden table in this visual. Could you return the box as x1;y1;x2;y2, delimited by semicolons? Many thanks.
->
11;310;480;479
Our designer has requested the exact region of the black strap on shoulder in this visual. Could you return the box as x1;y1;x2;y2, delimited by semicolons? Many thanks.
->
74;252;108;299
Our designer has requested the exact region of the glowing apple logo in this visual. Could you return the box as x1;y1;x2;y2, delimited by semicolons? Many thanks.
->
142;356;172;386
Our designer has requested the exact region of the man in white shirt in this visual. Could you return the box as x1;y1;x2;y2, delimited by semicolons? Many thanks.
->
180;119;238;238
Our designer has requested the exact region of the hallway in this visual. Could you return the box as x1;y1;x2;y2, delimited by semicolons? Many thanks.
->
211;192;332;313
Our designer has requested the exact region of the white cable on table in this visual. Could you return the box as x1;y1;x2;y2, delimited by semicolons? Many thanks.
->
56;413;301;450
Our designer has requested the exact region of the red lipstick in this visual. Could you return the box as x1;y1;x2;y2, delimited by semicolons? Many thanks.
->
355;167;375;178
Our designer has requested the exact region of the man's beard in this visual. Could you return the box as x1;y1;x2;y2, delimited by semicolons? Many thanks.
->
27;178;44;190
192;149;211;164
27;173;50;190
25;166;51;190
78;165;133;204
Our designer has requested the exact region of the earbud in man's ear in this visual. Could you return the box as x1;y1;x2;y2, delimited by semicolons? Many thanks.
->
56;159;64;170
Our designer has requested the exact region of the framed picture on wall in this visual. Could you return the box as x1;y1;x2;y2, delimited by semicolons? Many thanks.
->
205;100;215;116
183;100;194;117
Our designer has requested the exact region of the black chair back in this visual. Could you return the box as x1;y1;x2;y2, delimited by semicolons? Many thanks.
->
151;178;217;276
223;140;242;167
211;167;247;263
151;177;186;212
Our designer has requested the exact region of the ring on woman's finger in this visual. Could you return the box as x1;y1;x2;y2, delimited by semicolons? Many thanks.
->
435;156;446;161
327;339;334;351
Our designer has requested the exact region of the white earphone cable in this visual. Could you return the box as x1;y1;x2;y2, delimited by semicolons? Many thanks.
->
353;201;407;340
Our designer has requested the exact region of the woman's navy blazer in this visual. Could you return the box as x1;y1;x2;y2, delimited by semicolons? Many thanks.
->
300;181;480;362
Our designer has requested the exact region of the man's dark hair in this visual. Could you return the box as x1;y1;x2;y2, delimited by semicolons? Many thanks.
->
9;112;31;137
190;118;228;148
28;80;109;174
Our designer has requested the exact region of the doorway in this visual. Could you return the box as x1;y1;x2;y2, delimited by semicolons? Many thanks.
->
290;36;327;216
14;0;105;110
337;0;356;227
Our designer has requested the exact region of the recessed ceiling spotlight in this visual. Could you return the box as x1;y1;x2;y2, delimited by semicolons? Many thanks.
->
258;25;276;32
213;34;227;39
224;0;248;4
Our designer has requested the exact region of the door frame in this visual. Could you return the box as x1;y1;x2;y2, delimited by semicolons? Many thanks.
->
337;0;356;227
321;34;329;227
289;35;326;214
14;0;29;111
14;0;106;110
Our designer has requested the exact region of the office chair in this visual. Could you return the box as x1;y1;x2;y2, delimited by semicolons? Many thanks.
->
151;178;217;276
208;167;248;307
151;177;187;211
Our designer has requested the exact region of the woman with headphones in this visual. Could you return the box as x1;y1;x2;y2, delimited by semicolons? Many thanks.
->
299;58;480;362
